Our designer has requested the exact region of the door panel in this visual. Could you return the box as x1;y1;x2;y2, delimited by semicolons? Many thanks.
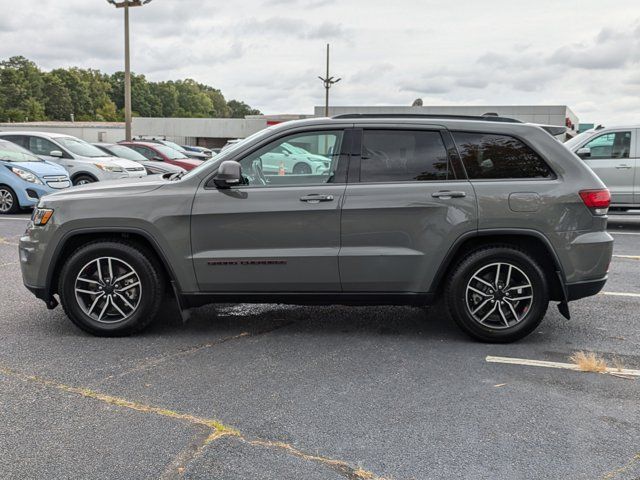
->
339;127;476;293
340;182;476;292
191;184;345;292
581;130;636;205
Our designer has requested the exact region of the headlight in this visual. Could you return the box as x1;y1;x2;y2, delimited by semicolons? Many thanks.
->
94;163;123;173
10;167;43;184
32;207;54;226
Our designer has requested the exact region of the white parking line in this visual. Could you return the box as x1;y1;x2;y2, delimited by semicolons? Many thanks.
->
609;231;640;235
601;291;640;298
0;217;29;221
486;356;640;377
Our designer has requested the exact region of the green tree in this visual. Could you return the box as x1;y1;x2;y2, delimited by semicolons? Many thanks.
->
42;74;74;121
227;99;261;118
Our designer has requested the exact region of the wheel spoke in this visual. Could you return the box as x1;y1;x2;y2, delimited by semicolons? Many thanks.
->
97;297;110;321
505;265;512;288
77;277;100;285
508;295;532;302
108;258;114;281
468;286;489;297
76;288;100;295
471;298;491;315
115;292;135;310
497;303;509;327
506;284;531;292
472;275;494;289
478;303;498;323
505;299;520;322
110;296;127;318
115;271;135;283
96;259;103;283
87;293;105;315
494;263;501;288
117;282;140;292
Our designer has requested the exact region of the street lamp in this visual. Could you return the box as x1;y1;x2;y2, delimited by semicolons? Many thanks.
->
106;0;154;141
318;44;340;117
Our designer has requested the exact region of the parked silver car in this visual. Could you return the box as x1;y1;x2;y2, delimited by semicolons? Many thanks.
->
0;132;147;185
564;126;639;210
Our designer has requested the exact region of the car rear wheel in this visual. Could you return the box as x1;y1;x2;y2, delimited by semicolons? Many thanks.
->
58;240;164;336
293;163;312;175
0;185;19;214
445;246;549;343
73;175;96;186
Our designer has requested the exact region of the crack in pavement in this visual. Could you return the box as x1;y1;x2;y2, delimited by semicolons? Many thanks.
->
602;452;640;480
0;364;387;480
100;320;294;383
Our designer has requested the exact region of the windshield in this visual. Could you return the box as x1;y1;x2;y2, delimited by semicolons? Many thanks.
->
58;137;110;158
107;144;147;161
563;131;594;150
161;140;187;153
180;127;276;181
155;144;189;159
0;141;42;162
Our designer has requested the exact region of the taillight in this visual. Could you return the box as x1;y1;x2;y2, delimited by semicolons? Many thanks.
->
579;189;610;215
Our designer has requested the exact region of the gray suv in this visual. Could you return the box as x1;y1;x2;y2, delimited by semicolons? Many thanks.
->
19;115;613;342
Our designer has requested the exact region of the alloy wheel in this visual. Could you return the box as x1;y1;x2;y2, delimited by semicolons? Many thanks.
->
0;189;14;213
465;262;533;329
74;257;142;323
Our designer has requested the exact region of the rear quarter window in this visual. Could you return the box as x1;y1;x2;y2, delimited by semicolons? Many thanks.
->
452;132;554;179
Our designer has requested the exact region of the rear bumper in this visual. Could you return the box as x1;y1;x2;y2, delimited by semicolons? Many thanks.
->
566;276;607;301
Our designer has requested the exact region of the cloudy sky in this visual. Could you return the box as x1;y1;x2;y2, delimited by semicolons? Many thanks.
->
1;0;639;124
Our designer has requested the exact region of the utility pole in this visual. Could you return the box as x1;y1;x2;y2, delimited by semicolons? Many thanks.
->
318;44;341;117
106;0;153;141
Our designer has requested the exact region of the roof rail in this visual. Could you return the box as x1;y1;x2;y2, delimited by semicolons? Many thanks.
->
331;113;523;123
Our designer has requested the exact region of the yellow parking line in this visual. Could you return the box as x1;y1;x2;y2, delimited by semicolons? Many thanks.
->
486;356;640;377
613;255;640;260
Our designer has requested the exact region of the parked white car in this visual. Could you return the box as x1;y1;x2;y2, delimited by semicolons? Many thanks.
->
0;132;147;185
564;125;638;210
258;142;331;175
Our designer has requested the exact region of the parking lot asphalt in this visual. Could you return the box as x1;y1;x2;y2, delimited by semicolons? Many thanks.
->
0;214;639;480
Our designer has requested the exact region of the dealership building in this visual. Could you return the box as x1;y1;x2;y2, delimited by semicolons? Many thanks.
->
0;105;579;146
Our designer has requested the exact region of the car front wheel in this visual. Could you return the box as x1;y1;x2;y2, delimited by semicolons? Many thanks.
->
73;175;96;186
0;185;19;214
58;240;164;336
446;246;549;343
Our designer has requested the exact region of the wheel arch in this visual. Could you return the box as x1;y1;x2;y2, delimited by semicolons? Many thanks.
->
71;172;99;184
432;229;566;302
47;228;178;297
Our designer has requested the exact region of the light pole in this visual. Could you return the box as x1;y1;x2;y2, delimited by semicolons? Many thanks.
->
106;0;153;141
318;44;340;117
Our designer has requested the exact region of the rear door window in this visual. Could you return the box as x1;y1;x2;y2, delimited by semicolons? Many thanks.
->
452;132;553;179
28;136;62;156
582;131;631;159
359;130;451;182
1;135;28;148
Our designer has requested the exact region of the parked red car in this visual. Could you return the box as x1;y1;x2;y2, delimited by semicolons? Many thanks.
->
120;141;203;171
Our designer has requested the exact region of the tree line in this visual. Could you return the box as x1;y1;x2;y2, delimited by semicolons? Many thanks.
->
0;56;261;123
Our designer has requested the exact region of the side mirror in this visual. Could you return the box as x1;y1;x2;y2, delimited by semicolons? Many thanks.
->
576;147;591;158
49;150;63;158
213;160;242;189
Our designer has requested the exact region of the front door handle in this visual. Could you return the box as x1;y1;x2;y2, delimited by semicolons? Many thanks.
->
300;194;334;203
615;164;632;169
432;190;466;199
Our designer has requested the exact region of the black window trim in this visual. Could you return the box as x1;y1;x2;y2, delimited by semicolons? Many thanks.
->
348;126;465;185
449;129;558;182
203;126;353;190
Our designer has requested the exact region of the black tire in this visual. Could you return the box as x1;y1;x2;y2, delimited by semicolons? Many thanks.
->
0;185;20;214
73;174;96;186
292;163;312;175
445;246;549;343
58;240;164;336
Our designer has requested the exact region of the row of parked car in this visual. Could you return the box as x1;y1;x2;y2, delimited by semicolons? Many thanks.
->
0;131;216;214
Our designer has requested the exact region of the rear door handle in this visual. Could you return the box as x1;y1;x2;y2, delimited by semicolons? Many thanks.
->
616;164;632;169
300;194;334;203
432;190;466;199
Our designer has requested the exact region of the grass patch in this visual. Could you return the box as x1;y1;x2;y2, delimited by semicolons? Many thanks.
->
569;351;608;373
